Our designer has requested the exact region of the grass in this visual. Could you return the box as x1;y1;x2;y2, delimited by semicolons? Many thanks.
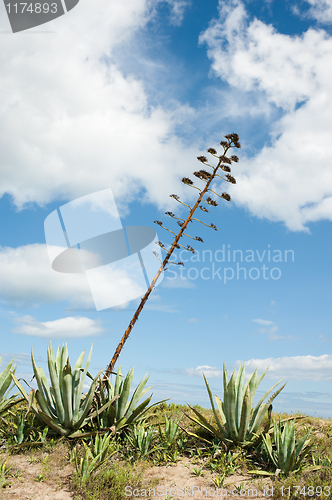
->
0;401;331;499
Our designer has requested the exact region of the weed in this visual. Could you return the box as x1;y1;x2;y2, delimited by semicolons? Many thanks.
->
0;460;13;488
70;460;148;500
191;465;204;476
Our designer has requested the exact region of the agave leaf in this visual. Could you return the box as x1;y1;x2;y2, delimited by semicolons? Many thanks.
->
125;373;151;417
250;383;286;435
248;368;258;399
47;345;65;425
74;344;92;418
62;343;69;370
295;431;311;457
37;410;68;436
69;429;100;439
182;428;217;445
55;344;62;375
262;433;278;468
226;371;238;440
203;374;226;439
125;396;152;425
253;379;284;418
284;447;297;475
88;396;120;420
33;389;54;420
30;368;53;418
31;349;52;412
72;367;82;418
73;348;87;411
117;367;133;420
237;386;251;443
235;363;245;430
0;359;15;399
62;359;73;428
74;370;103;429
186;404;224;441
242;369;255;406
128;397;168;427
294;442;312;472
286;421;295;463
72;351;86;417
114;366;123;416
252;366;269;400
214;395;226;425
0;395;23;414
38;367;56;417
73;350;85;372
10;372;36;408
107;401;115;425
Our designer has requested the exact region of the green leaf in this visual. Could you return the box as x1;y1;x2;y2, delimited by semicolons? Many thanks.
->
47;345;65;425
74;344;92;419
203;374;226;439
117;367;133;420
237;386;251;443
62;359;73;428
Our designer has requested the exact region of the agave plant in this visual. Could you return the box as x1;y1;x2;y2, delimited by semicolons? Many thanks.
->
11;342;113;437
89;432;117;458
262;419;311;475
158;416;182;450
186;363;286;448
0;358;22;415
128;422;156;457
73;432;117;484
94;365;166;433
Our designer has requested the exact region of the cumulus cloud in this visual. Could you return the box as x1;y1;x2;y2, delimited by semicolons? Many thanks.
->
12;315;104;338
186;365;223;378
241;354;332;381
0;243;159;310
187;354;332;382
0;244;94;307
200;0;332;231
0;0;197;212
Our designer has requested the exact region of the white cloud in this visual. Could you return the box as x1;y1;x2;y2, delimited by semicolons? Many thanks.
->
164;0;191;26
0;243;164;309
0;244;94;307
186;365;223;378
241;354;332;381
252;318;274;325
186;354;332;382
303;0;332;22
200;0;332;231
12;315;104;338
0;0;197;212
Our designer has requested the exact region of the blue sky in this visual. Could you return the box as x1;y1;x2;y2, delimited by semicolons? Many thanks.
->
0;0;331;418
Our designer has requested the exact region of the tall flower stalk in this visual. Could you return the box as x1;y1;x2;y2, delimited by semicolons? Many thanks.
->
104;133;241;379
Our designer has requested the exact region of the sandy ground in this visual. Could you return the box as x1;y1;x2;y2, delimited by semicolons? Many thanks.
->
141;458;271;499
0;445;74;500
0;451;271;500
